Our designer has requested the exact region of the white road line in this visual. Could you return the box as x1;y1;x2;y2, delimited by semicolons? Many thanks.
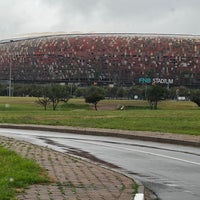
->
134;193;144;200
68;139;200;166
1;129;200;166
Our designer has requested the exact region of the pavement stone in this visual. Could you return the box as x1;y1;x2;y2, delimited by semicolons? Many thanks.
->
0;136;135;200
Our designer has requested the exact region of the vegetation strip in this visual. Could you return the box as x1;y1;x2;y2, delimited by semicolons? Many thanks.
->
0;145;49;200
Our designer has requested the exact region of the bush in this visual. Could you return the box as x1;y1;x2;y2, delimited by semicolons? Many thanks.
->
191;90;200;107
85;86;105;110
147;85;167;109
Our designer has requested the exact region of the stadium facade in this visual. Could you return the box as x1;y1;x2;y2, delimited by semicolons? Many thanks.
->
0;33;200;87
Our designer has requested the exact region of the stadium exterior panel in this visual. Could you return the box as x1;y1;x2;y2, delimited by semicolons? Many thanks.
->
0;33;200;87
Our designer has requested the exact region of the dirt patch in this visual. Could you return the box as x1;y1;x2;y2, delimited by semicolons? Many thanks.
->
91;104;118;110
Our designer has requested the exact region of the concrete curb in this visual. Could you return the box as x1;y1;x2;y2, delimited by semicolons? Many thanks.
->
134;180;145;200
111;168;145;200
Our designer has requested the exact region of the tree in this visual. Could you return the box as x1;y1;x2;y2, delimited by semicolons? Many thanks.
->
74;87;86;97
127;86;143;99
47;84;70;110
147;85;167;109
117;87;126;99
13;84;44;97
37;84;70;110
37;86;50;110
0;84;7;96
37;96;50;110
105;86;118;99
85;86;105;110
190;90;200;107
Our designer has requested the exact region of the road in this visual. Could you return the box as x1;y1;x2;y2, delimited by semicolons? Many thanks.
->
0;128;200;200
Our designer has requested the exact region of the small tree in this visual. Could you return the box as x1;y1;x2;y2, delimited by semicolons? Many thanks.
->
37;84;70;110
47;84;70;110
85;87;105;110
147;85;167;109
36;86;50;110
37;96;50;110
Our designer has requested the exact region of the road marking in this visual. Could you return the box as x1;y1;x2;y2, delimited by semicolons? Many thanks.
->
134;193;144;200
69;139;200;166
1;129;200;166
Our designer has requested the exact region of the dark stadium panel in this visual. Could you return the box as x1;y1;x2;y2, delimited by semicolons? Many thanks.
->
0;33;199;87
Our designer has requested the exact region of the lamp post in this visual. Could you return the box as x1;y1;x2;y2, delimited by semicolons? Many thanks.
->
8;40;14;96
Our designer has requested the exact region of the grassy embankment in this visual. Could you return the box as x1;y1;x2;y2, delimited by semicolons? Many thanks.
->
0;145;49;200
0;96;199;135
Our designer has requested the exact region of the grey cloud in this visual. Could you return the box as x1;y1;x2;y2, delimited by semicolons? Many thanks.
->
0;0;200;39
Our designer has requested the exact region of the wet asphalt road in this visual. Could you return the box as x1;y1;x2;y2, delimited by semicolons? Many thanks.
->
0;128;200;200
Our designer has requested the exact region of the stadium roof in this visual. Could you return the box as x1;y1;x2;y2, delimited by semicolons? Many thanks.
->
1;32;200;44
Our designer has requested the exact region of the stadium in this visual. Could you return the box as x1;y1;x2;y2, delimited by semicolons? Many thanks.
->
0;33;200;87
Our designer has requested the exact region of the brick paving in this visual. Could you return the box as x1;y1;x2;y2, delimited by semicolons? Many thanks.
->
0;136;134;200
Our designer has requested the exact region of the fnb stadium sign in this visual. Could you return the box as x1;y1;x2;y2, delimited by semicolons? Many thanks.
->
139;77;174;85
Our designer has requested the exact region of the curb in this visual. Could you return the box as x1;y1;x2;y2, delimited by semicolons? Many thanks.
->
0;123;199;147
134;179;145;200
111;168;145;200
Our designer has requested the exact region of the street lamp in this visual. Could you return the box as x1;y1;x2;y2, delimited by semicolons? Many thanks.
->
8;40;14;96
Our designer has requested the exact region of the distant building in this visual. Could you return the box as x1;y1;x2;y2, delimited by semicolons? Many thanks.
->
0;33;199;87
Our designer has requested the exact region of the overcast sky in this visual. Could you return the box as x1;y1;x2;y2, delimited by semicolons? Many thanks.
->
0;0;200;40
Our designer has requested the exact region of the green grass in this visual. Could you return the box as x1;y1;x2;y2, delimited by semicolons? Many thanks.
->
0;97;199;135
0;145;49;200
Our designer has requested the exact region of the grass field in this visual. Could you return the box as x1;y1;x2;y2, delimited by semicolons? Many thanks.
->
0;97;199;135
0;145;49;200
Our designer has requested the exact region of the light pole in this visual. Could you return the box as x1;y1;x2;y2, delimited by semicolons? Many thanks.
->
8;40;14;96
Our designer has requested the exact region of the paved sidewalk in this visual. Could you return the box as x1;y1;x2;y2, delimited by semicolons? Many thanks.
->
0;136;135;200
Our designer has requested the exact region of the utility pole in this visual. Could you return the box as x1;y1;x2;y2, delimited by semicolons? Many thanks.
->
8;40;14;96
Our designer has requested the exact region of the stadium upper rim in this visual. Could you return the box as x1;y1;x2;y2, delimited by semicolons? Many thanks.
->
1;32;200;44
